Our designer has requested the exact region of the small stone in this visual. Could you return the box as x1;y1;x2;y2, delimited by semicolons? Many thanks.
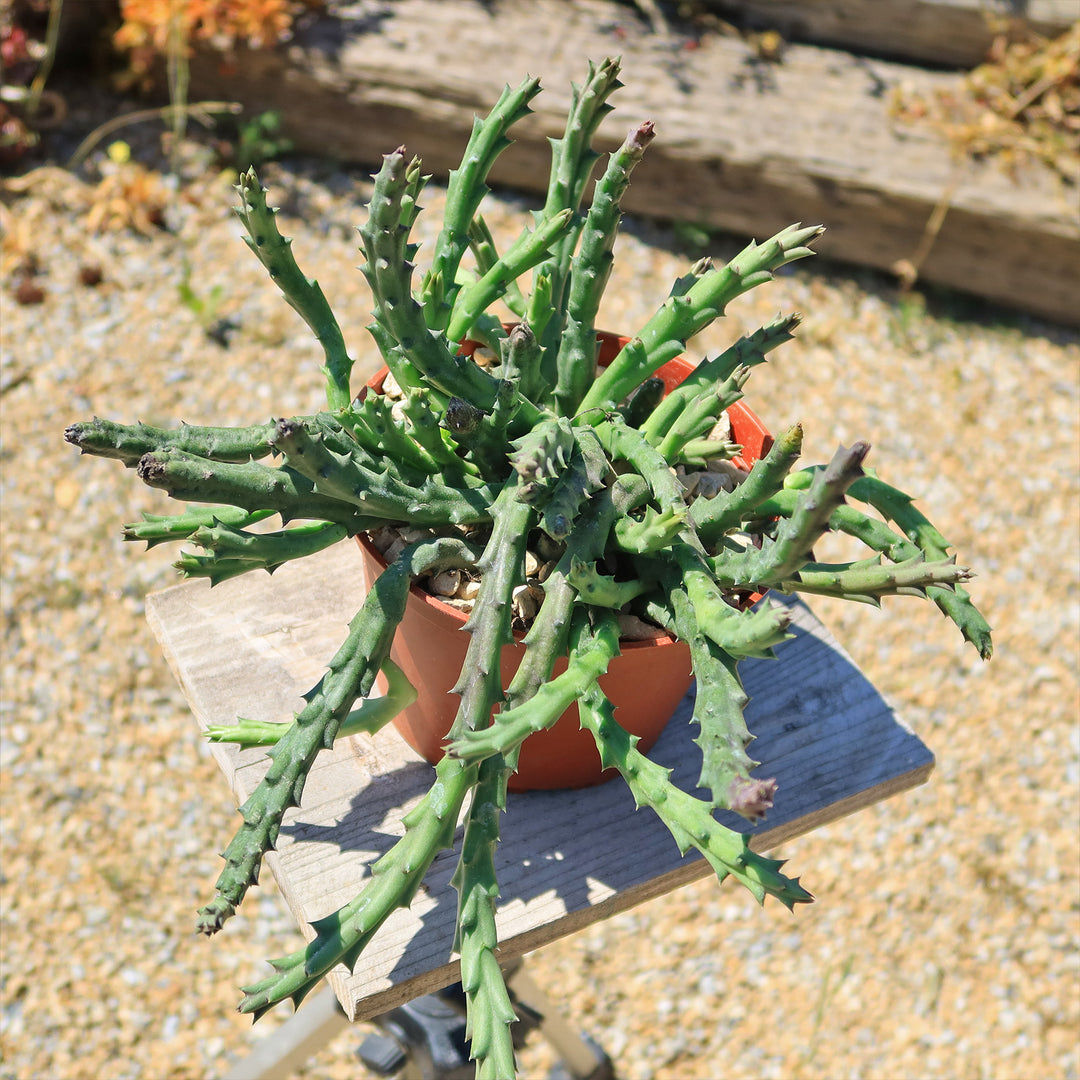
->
616;612;666;640
709;412;732;442
368;525;399;555
455;577;480;601
511;583;542;623
429;569;461;596
677;468;700;497
78;264;104;287
439;596;474;613
535;532;564;561
13;278;45;305
694;471;736;498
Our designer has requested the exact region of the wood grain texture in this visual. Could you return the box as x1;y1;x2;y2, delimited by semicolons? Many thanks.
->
174;0;1079;326
702;0;1076;68
146;540;933;1022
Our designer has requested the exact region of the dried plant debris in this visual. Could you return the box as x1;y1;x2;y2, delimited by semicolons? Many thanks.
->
892;22;1080;186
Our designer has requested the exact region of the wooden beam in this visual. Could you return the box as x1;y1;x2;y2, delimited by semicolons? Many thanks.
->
699;0;1077;68
178;0;1080;326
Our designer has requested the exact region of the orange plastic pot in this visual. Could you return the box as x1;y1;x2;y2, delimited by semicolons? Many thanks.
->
356;330;773;791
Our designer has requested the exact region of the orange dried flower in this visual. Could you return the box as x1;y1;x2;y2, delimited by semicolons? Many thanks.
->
114;0;303;84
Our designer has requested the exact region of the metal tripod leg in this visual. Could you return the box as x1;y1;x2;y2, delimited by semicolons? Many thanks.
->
505;964;614;1080
222;986;351;1080
354;959;614;1080
224;960;614;1080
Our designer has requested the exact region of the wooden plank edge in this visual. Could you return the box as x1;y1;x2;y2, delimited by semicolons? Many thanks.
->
699;0;1077;69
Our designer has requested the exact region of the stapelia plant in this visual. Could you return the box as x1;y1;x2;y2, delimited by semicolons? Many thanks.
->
65;59;991;1078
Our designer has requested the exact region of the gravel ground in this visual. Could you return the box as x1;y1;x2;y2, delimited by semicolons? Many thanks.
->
1;115;1078;1080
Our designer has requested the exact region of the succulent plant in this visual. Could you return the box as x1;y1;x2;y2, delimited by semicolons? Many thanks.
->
65;58;991;1079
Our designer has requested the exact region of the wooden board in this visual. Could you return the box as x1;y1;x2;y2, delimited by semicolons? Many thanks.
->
146;540;933;1022
702;0;1077;68
174;0;1080;326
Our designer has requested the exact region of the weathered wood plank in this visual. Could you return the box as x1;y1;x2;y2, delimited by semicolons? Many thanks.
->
146;540;933;1022
703;0;1077;68
177;0;1080;326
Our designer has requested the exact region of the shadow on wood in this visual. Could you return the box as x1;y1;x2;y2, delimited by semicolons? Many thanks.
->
146;541;932;1022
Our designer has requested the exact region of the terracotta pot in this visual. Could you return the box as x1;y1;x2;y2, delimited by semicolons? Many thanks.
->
355;330;773;791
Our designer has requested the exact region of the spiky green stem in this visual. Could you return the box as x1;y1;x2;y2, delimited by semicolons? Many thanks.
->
364;320;427;397
498;476;629;711
344;394;450;478
397;154;428;233
397;388;477;473
269;417;502;527
665;545;793;660
847;474;992;658
235;169;354;409
500;322;545;405
468;215;528;318
613;505;687;554
532;427;610;540
775;554;973;603
447;610;620;764
508;415;576;501
575;617;812;910
448;481;536;742
122;505;275;547
673;437;742;468
667;255;714;299
761;472;993;657
579;229;822;415
725;442;870;587
175;520;348;585
566;558;652;608
205;660;417;747
529;57;624;384
239;754;478;1019
553;120;656;416
447;209;574;343
360;149;505;412
746;486;991;655
64;417;277;467
664;587;764;814
691;423;804;545
451;754;518;1080
525;271;556;356
135;449;379;530
639;314;801;446
593;418;688;520
196;537;479;935
422;77;543;329
654;365;750;462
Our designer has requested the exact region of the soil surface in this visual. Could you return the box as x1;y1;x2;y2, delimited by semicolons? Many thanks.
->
1;76;1078;1080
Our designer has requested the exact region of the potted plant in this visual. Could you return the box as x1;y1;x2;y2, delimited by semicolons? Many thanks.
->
65;59;991;1077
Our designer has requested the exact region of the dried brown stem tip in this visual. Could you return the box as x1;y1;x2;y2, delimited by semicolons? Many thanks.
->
630;119;656;150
